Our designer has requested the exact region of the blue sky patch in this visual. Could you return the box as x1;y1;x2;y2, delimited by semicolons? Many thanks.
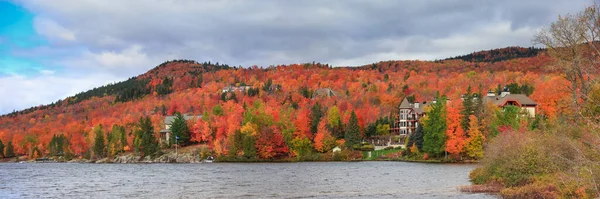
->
0;1;49;76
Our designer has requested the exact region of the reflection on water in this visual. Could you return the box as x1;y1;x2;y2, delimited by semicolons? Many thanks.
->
0;161;494;198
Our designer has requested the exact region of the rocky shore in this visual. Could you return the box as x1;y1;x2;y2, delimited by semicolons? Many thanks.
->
1;151;205;164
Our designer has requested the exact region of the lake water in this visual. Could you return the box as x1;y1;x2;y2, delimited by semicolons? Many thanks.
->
0;161;494;198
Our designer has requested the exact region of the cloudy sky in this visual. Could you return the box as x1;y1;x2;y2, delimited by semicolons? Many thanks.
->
0;0;590;114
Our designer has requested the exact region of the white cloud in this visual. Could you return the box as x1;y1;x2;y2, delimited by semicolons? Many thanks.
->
0;73;119;114
57;45;175;77
33;17;76;42
39;69;55;75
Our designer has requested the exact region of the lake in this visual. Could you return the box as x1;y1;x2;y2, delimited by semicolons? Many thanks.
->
0;161;494;198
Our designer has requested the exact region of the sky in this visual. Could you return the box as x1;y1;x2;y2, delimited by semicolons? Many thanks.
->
0;0;591;114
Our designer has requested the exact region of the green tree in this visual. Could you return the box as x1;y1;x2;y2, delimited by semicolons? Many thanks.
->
242;135;257;159
460;86;474;132
49;134;69;157
93;125;106;159
376;124;390;136
327;106;344;138
5;141;15;158
422;95;447;156
0;139;4;158
228;130;244;156
134;116;159;157
290;137;313;160
497;105;521;130
108;125;126;156
310;103;323;135
212;104;224;116
407;124;425;151
169;112;190;146
365;123;377;138
156;77;173;96
345;111;361;148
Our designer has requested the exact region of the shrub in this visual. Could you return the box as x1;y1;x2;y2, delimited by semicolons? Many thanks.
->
470;125;600;198
360;144;374;151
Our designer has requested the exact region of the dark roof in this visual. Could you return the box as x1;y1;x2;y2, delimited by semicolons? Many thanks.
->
164;114;202;125
398;98;429;114
484;94;537;106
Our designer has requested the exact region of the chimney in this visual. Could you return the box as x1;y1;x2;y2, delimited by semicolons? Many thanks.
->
414;102;420;109
501;86;510;97
487;91;495;97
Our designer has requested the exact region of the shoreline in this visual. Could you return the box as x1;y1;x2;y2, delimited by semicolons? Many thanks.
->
0;155;481;164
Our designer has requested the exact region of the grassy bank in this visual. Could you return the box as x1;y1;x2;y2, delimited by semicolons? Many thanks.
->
467;125;600;198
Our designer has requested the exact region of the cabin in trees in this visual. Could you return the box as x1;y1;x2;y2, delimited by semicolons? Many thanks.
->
312;88;337;99
390;98;430;137
159;114;201;143
221;86;252;93
484;88;537;117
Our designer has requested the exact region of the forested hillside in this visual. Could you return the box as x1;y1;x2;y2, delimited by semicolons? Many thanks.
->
0;48;568;161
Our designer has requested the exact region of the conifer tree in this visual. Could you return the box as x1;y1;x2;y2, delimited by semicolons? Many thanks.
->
422;94;447;156
135;116;159;157
0;139;4;158
460;86;474;131
93;125;106;159
170;112;190;146
345;111;361;147
5;141;15;158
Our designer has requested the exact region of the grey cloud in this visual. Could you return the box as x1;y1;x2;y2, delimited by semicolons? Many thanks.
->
16;0;591;69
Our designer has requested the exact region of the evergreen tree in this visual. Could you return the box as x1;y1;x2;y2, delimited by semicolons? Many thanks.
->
135;116;159;157
49;134;69;157
345;111;361;148
310;103;323;135
242;135;257;159
5;141;14;158
156;77;173;96
422;94;448;156
169;112;190;146
365;123;377;138
407;124;425;151
0;139;4;158
120;126;128;152
108;125;127;156
460;86;474;132
229;130;244;156
93;125;106;159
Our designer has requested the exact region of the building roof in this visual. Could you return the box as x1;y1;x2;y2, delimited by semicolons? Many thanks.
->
312;88;337;98
484;94;537;106
398;98;429;114
164;114;202;125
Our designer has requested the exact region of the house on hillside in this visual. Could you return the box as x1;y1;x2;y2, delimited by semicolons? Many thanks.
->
159;114;201;143
483;87;537;117
222;86;252;93
312;88;337;99
390;98;430;136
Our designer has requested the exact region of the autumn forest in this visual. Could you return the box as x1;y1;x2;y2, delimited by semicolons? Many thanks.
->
0;46;566;161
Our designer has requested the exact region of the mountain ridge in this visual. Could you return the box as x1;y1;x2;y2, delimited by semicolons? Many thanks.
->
2;46;549;117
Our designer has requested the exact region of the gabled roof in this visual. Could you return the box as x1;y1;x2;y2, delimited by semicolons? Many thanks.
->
398;98;429;114
485;94;537;106
399;98;412;109
164;114;202;125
